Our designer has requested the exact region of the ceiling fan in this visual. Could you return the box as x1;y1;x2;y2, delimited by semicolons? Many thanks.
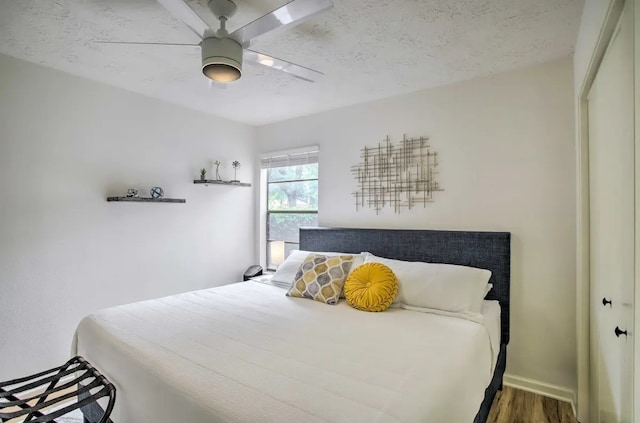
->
97;0;333;83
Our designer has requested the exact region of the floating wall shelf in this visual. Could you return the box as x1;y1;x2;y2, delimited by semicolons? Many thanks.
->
107;197;186;203
194;180;251;187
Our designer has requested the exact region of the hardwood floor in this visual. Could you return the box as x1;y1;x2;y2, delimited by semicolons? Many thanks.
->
488;386;575;423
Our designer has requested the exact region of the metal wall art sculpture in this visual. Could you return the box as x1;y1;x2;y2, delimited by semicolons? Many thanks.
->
351;135;443;214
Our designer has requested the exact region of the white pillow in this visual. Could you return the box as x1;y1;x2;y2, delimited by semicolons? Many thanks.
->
249;274;290;289
271;250;364;287
484;283;494;296
362;253;491;315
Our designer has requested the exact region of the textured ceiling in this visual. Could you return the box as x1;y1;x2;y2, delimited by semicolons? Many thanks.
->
0;0;584;125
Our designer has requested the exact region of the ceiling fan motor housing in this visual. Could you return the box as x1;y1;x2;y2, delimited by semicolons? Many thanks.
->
201;37;243;82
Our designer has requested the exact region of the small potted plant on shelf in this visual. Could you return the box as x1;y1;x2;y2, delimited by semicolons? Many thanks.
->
200;168;207;181
231;161;241;183
214;160;222;181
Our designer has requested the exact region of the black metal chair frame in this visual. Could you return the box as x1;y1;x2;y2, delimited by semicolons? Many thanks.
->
0;356;115;423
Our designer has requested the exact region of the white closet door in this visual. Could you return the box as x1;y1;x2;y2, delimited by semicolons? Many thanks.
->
588;1;635;422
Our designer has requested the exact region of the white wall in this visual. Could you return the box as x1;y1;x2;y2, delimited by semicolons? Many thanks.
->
0;53;256;379
257;58;577;392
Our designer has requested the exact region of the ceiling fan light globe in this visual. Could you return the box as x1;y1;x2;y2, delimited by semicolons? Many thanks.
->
203;63;241;82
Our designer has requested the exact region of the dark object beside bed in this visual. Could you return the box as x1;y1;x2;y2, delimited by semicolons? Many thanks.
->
0;356;115;423
82;227;510;423
299;227;511;423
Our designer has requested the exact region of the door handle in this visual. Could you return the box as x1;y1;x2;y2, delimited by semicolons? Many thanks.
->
602;297;612;307
615;326;628;337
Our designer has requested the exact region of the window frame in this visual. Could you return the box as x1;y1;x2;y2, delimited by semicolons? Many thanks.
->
262;152;319;271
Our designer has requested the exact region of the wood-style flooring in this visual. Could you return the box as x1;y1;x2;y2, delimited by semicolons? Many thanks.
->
3;385;572;423
488;386;575;423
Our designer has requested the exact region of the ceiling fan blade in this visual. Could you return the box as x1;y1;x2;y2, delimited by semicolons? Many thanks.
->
244;50;323;83
95;41;199;47
94;41;201;53
230;0;333;47
155;0;212;39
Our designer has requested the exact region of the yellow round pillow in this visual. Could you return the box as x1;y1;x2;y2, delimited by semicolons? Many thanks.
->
344;262;398;312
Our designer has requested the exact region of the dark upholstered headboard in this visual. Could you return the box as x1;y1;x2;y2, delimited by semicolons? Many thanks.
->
299;227;511;344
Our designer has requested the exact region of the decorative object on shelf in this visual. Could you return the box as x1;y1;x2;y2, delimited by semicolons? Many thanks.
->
193;179;251;187
214;160;222;181
126;188;139;198
351;134;443;214
200;168;207;181
231;161;241;182
150;186;164;199
107;196;185;203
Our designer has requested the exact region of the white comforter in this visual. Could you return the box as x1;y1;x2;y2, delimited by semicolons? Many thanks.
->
72;281;498;423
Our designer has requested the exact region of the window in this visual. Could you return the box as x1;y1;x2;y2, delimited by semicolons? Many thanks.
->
261;147;318;270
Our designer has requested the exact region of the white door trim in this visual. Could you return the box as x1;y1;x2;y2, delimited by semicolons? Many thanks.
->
633;0;640;418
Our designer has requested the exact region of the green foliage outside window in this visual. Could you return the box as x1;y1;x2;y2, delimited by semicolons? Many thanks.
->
268;213;318;243
268;164;318;211
267;163;318;246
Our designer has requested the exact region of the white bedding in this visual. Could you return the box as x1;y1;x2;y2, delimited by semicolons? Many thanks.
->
72;282;499;423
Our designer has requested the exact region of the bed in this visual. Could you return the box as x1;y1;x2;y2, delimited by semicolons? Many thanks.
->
75;227;510;423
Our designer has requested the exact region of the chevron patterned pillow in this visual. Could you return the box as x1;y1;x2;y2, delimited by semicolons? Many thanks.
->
286;253;355;305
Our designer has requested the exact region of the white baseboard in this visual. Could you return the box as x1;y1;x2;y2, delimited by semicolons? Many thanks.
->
503;374;577;417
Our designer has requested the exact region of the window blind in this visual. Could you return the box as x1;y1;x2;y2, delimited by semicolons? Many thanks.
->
260;146;319;169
